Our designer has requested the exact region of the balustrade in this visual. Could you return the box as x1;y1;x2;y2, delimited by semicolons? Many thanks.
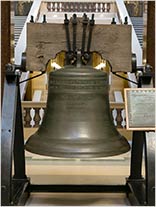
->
46;2;111;13
22;101;126;128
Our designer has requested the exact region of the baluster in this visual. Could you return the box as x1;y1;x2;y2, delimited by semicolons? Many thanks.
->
89;3;92;12
83;3;85;12
54;2;57;12
75;3;78;12
51;3;55;12
47;2;51;12
66;3;69;12
30;108;35;127
59;2;62;12
72;2;75;12
84;3;87;12
87;3;89;12
121;109;126;128
70;3;73;12
107;3;111;12
39;108;45;125
95;3;98;12
112;108;117;126
100;3;103;12
104;3;107;12
62;2;64;12
116;108;122;128
92;3;96;12
24;108;31;128
34;108;41;127
64;2;66;11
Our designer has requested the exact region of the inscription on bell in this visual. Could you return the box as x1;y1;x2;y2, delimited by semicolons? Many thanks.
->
58;94;95;101
50;85;106;90
49;78;107;91
66;100;86;110
49;78;107;85
51;93;106;121
54;94;90;111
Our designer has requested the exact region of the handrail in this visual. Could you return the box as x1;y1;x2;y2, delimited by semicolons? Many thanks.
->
22;101;125;109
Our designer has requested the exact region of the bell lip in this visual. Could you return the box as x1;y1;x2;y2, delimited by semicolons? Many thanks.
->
25;138;130;159
25;148;130;158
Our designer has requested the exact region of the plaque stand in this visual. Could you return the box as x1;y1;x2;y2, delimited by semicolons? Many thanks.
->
126;131;155;205
125;72;155;205
1;64;155;206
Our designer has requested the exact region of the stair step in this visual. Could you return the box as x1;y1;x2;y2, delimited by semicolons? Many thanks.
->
131;17;143;48
13;15;27;46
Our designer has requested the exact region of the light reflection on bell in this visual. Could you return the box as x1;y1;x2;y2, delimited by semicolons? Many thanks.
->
25;66;130;158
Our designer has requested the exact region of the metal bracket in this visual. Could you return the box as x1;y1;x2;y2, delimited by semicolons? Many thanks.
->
5;63;23;82
136;64;153;86
64;13;95;66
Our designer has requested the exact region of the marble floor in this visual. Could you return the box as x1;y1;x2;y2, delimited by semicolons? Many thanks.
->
26;193;130;206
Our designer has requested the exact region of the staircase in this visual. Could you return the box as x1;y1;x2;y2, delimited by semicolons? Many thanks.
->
13;16;27;47
131;17;144;48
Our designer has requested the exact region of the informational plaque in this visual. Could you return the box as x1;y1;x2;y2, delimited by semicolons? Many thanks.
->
124;88;156;130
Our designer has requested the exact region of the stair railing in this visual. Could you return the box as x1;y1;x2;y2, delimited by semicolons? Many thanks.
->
15;0;42;100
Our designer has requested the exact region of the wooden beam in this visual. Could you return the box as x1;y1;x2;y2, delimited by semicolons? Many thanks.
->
26;23;132;72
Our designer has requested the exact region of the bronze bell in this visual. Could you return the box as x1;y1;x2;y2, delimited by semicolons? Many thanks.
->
25;66;130;158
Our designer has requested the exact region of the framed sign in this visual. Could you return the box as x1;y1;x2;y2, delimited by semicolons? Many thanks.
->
124;88;156;130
